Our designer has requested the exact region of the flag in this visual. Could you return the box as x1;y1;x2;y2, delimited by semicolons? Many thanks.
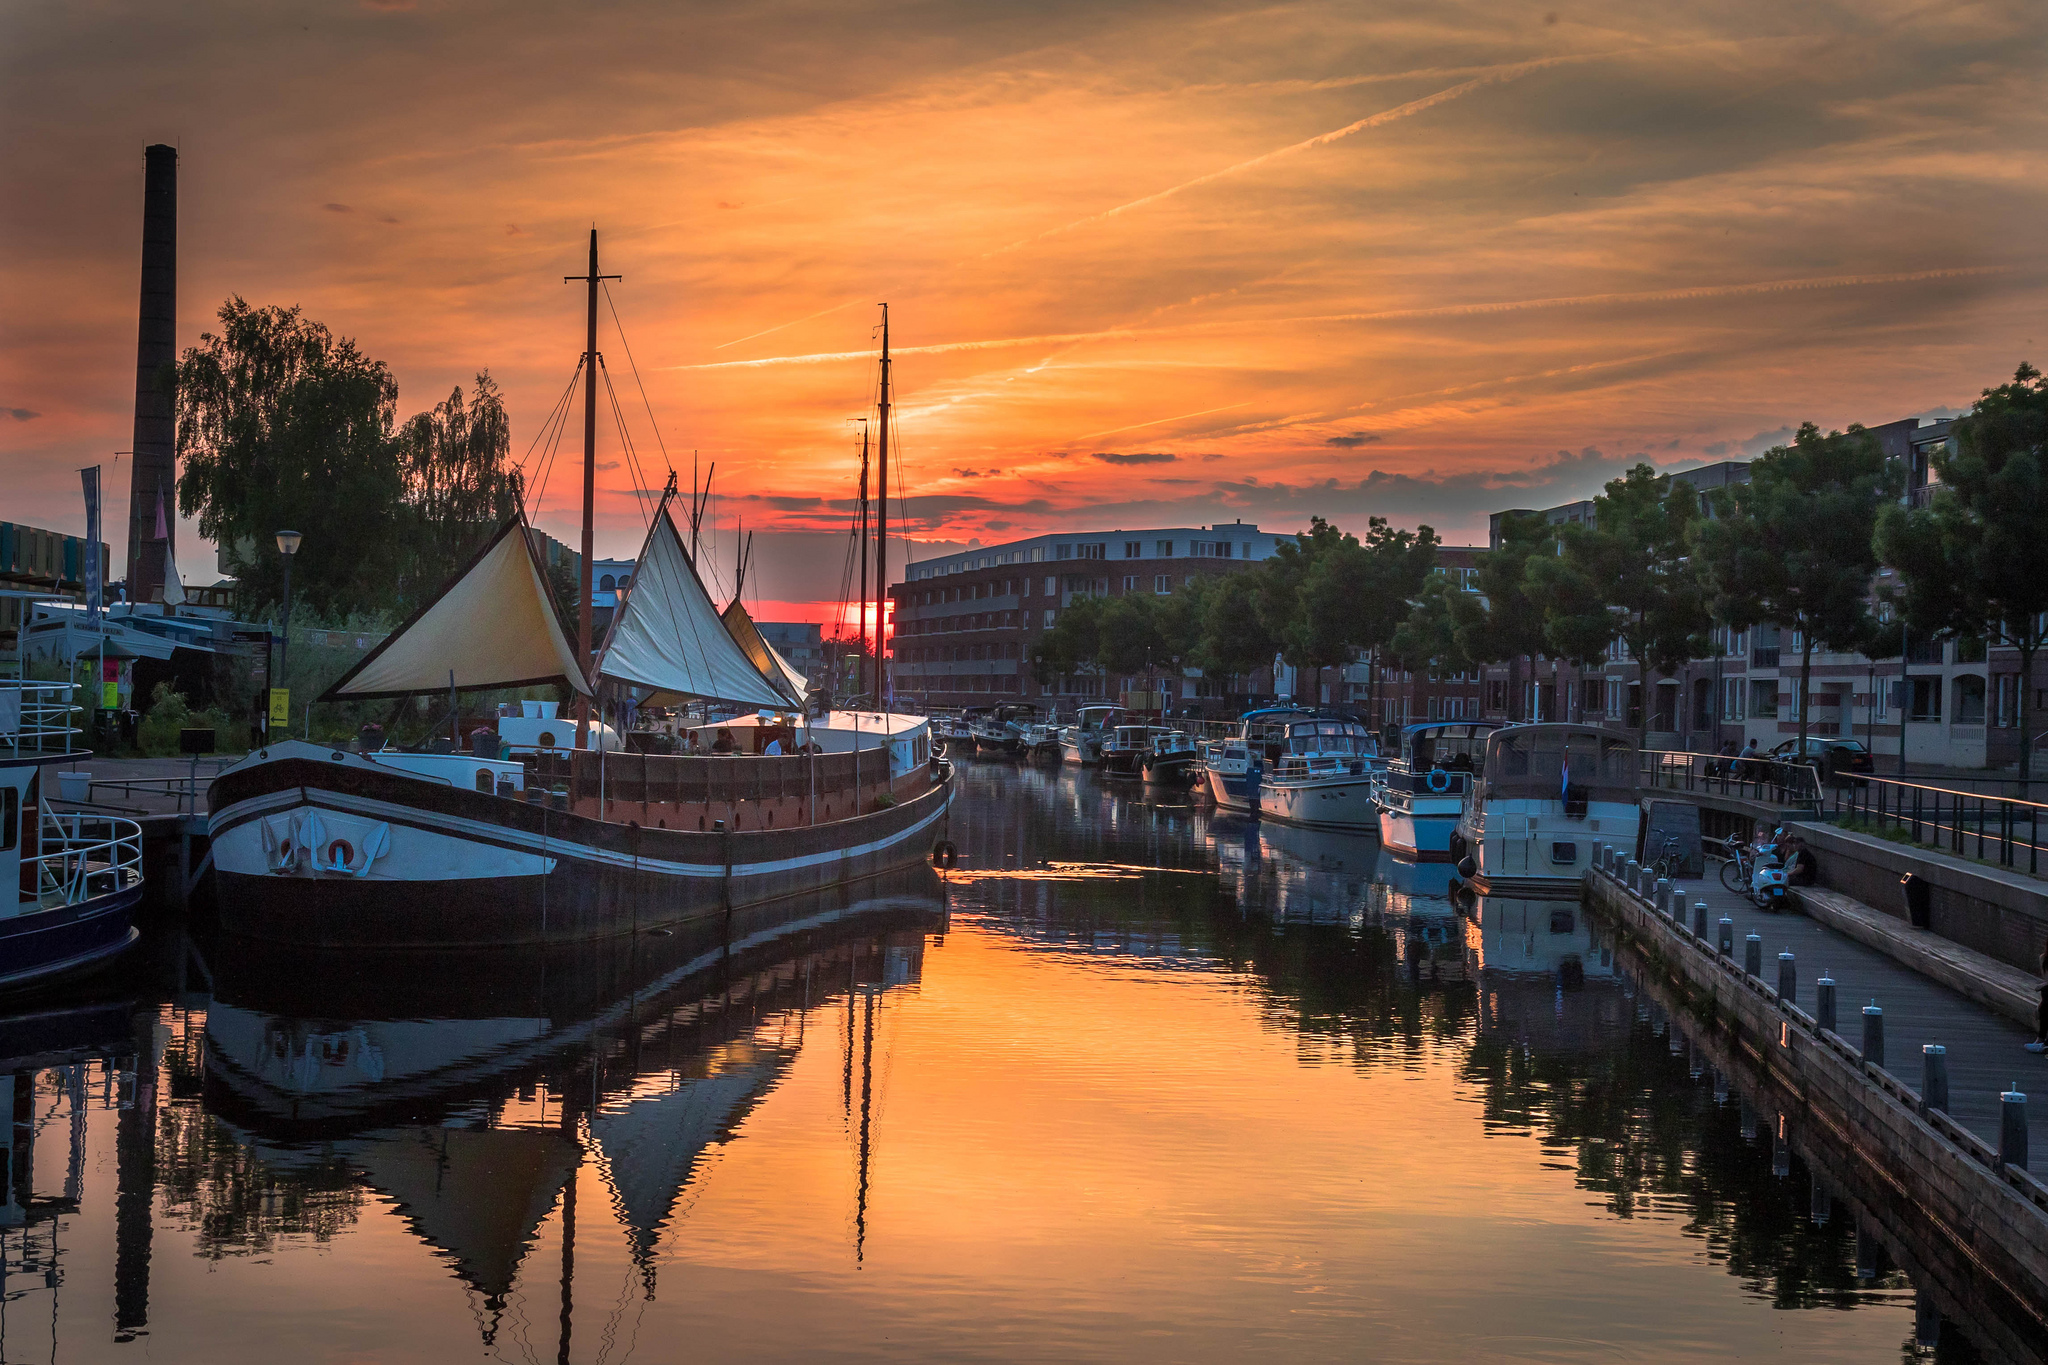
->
80;465;102;618
1561;751;1571;799
162;556;186;607
153;481;168;540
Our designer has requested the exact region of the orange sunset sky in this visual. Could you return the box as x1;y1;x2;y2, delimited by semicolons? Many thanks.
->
4;0;2043;622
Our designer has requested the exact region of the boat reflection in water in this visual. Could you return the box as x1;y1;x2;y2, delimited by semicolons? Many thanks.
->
200;867;946;1345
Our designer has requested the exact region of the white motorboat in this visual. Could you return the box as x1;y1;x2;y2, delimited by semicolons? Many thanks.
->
1057;704;1123;765
1450;724;1642;895
1375;721;1500;861
1254;717;1383;831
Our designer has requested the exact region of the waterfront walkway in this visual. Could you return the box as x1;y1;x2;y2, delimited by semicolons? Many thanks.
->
1625;865;2042;1150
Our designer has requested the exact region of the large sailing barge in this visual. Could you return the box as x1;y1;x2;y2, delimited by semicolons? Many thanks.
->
208;233;950;948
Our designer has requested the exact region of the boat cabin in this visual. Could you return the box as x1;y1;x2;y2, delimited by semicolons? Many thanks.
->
1473;724;1636;814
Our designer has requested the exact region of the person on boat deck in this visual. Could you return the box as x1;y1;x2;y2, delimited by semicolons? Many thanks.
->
711;728;736;755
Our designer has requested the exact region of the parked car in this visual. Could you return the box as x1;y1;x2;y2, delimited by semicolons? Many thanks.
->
1768;736;1873;778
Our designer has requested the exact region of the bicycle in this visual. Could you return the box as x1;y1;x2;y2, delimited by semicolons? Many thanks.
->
1718;834;1756;894
1649;835;1684;879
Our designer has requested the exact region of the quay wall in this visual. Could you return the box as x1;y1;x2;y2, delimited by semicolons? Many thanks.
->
1794;821;2048;976
1583;867;2048;1324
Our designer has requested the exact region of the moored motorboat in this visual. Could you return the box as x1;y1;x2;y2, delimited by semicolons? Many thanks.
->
1;681;146;990
1450;723;1641;894
1374;721;1500;860
1140;729;1200;787
1057;704;1123;766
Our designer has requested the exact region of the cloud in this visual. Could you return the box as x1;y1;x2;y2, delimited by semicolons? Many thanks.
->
595;460;621;472
1093;452;1177;466
360;0;415;10
4;407;38;422
505;223;526;236
1324;432;1379;448
322;203;353;213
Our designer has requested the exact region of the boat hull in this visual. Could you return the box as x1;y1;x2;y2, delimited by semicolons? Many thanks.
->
1452;796;1640;896
1259;774;1378;831
1142;753;1198;787
1205;765;1259;812
209;753;954;949
1376;795;1465;861
0;884;145;991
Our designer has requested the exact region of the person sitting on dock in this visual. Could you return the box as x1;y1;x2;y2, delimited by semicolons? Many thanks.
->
1780;833;1817;887
711;728;736;755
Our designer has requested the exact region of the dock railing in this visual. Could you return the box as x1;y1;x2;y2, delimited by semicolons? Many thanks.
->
1637;747;1823;813
1828;773;2048;876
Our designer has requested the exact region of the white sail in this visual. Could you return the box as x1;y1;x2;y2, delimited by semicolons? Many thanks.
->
596;509;796;708
721;598;812;701
323;518;591;700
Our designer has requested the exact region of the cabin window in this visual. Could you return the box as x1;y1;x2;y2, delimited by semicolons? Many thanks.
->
0;786;14;851
1550;842;1578;864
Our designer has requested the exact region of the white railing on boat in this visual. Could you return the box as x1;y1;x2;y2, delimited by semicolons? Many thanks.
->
34;807;144;907
1;681;84;755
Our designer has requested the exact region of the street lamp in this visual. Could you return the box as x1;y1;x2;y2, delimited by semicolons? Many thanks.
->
275;531;302;735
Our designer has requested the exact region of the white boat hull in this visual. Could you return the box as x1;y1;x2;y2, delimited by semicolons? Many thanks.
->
1453;797;1640;894
1259;774;1378;831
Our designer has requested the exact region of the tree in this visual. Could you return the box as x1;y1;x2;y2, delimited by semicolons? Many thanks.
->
1389;573;1487;678
1031;595;1105;686
1196;569;1278;689
1258;515;1438;711
1694;423;1898;763
1877;363;2048;776
176;298;404;617
394;374;524;606
1527;464;1712;748
1465;512;1555;721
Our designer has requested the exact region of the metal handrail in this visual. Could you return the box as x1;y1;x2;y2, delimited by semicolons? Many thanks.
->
33;806;144;905
1637;747;1824;811
1829;771;2047;876
1;680;83;754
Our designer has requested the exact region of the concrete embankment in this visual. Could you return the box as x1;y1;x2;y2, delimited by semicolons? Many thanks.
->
1585;863;2048;1326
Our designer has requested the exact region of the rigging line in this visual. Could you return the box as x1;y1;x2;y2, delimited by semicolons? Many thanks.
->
602;282;677;477
528;369;580;523
514;359;585;482
597;359;655;531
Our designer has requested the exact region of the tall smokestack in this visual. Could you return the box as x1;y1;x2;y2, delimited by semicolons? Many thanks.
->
125;143;177;603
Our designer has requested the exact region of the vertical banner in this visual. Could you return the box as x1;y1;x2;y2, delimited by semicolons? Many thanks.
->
103;658;119;710
80;465;102;618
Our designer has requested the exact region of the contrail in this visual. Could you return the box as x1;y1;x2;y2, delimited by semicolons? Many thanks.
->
713;297;866;350
981;52;1616;258
1072;402;1252;443
664;265;2015;370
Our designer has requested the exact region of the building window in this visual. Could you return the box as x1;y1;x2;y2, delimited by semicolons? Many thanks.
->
1043;609;1055;628
600;574;616;591
1124;541;1141;558
1722;677;1745;722
1580;678;1603;715
1055;545;1072;560
1022;578;1032;597
1154;575;1169;593
1908;676;1942;722
1996;673;2019;727
1122;575;1140;592
1486;680;1507;713
1156;540;1173;556
1750;679;1779;719
1954;674;1986;724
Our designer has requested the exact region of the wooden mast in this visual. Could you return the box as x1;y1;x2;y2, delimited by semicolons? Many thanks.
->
855;423;870;700
873;304;891;713
567;228;617;749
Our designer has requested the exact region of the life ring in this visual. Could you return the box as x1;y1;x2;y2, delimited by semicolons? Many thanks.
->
932;840;958;869
326;837;355;868
1426;767;1451;793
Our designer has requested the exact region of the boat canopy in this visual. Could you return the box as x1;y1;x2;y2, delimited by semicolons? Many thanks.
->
596;508;795;710
1475;724;1636;805
1399;720;1501;771
720;598;812;701
323;517;591;700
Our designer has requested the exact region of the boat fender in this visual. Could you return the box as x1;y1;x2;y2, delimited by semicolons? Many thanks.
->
1447;830;1466;861
1455;855;1477;881
932;840;958;870
1426;768;1451;793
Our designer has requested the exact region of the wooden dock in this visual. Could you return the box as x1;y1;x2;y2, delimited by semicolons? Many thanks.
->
1585;859;2048;1323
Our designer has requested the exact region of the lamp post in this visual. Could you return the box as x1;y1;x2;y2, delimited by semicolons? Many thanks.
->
275;530;301;737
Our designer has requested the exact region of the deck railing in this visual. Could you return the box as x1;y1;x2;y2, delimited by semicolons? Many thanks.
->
1;681;83;755
1637;748;1823;813
1828;773;2048;876
34;808;144;905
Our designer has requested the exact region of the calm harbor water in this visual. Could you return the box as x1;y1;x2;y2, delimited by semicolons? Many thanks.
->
0;759;2012;1362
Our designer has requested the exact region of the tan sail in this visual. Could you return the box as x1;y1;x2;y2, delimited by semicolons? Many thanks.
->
322;517;590;700
721;598;812;701
595;507;796;709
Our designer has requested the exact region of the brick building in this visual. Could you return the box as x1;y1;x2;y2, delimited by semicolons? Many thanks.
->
889;522;1283;710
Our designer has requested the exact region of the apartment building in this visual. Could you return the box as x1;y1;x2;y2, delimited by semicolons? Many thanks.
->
891;522;1281;708
1469;423;2032;769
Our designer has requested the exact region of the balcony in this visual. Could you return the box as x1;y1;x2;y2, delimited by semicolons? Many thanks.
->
1751;647;1779;669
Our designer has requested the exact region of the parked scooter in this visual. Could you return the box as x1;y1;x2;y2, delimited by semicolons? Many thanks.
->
1720;833;1790;911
